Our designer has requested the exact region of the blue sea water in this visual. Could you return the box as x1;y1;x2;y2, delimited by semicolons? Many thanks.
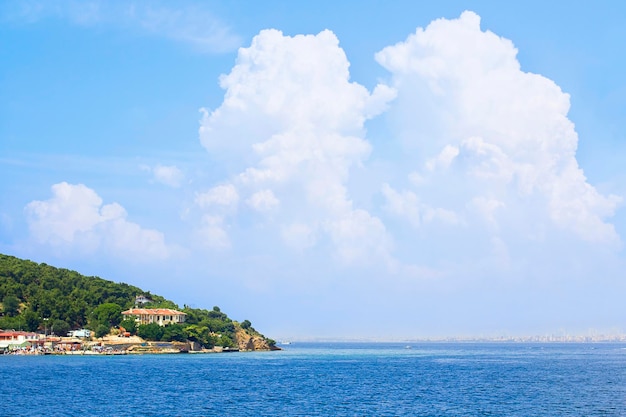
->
1;342;625;416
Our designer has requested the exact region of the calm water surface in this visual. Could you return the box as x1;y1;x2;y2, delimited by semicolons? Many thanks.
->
1;342;625;416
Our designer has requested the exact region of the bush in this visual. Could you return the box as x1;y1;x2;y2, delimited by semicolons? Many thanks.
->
162;324;186;342
137;323;164;341
216;334;235;348
95;324;110;338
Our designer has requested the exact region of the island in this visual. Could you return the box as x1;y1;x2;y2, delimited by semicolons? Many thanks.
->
0;254;278;354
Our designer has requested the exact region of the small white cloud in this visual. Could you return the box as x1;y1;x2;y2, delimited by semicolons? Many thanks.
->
3;1;241;53
425;144;459;172
281;223;317;251
150;164;184;188
25;182;104;243
382;183;459;228
325;209;392;265
468;196;505;228
198;215;230;249
381;184;421;227
195;184;239;208
246;189;279;212
25;182;170;260
459;137;514;182
408;171;426;187
128;3;241;53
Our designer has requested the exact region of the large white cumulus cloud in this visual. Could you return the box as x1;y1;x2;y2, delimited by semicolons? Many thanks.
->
376;11;621;247
199;29;395;264
25;182;171;260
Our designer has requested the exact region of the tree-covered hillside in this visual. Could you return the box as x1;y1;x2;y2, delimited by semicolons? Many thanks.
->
0;254;274;349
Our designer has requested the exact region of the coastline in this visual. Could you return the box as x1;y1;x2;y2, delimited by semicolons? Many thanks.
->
1;334;280;356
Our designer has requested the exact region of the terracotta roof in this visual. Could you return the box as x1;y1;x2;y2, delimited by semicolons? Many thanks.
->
0;331;37;336
121;308;186;315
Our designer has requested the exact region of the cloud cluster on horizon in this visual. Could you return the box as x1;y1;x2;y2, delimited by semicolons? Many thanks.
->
23;12;622;280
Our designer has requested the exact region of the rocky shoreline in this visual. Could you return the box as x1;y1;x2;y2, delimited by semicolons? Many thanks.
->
2;334;281;355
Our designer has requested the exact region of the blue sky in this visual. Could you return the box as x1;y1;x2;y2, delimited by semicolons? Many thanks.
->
1;1;625;340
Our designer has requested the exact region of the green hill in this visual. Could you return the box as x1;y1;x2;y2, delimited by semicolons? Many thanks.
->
0;254;275;350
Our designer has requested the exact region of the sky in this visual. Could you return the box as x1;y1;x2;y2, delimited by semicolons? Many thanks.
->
1;0;626;340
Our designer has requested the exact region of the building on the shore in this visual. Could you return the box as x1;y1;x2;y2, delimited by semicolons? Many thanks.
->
68;329;92;338
122;308;186;327
0;331;39;349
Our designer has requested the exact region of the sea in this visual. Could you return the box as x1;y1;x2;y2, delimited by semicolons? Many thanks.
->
1;342;625;416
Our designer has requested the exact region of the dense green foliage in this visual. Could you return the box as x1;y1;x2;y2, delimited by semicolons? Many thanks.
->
137;323;164;341
0;254;271;349
119;318;137;335
132;306;239;348
178;306;237;348
0;254;168;331
51;319;70;337
90;303;123;328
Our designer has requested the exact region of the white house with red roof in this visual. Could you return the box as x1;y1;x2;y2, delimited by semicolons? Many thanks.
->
0;330;39;349
121;308;186;327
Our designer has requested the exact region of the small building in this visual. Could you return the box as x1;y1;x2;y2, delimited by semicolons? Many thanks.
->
68;329;92;338
135;295;152;306
0;331;39;349
121;308;186;327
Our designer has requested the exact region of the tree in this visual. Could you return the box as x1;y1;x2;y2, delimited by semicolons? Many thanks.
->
183;324;218;348
51;319;70;337
216;334;235;348
119;318;137;335
2;295;19;317
0;315;21;330
22;309;40;332
137;323;164;341
162;324;186;342
95;324;110;338
90;303;123;328
240;320;252;330
183;324;208;342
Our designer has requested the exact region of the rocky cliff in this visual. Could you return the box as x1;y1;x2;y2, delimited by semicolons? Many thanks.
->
234;324;279;351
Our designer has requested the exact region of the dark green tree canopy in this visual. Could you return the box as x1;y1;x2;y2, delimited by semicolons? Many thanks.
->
90;303;123;328
51;319;70;337
0;254;168;330
137;323;164;341
2;294;19;316
119;318;137;335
